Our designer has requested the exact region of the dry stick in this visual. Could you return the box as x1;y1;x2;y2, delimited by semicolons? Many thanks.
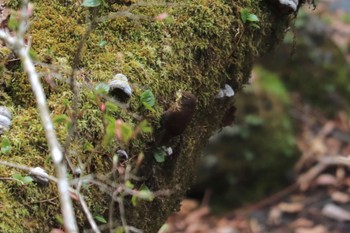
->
78;193;102;233
117;196;129;233
109;193;116;233
298;155;350;190
23;196;59;205
0;160;58;183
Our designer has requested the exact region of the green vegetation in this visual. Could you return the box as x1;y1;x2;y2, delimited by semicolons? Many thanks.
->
0;0;297;231
240;8;260;28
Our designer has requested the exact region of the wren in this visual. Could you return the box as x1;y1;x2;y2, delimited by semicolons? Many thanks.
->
156;91;197;145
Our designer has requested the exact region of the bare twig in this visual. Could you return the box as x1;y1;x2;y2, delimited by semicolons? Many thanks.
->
78;193;102;233
298;155;350;190
0;160;58;183
62;10;97;172
23;196;59;205
117;196;129;233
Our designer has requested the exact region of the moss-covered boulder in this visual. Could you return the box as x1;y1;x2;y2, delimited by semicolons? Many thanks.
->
0;0;300;232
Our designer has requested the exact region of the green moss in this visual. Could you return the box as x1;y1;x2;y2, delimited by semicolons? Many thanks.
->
0;0;297;231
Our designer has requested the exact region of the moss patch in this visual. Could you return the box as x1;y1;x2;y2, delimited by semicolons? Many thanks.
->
1;0;297;232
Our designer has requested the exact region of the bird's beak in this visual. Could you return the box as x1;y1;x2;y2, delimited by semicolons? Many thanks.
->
175;90;182;102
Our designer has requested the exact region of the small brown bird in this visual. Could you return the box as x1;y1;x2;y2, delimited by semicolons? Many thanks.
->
156;91;197;145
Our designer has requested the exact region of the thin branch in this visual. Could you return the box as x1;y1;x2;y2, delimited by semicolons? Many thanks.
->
78;193;102;233
62;10;97;172
0;160;58;183
117;196;129;233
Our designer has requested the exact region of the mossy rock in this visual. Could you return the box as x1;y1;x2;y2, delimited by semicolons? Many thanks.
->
1;0;298;232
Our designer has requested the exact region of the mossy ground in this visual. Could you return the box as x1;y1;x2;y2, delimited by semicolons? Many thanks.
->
1;0;295;232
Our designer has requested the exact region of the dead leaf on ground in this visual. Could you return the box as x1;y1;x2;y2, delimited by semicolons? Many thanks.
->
180;199;200;215
216;227;239;233
295;225;327;233
330;191;350;203
267;206;282;225
336;167;346;181
249;219;262;233
278;202;303;213
290;218;314;228
322;203;350;221
185;207;210;224
316;174;337;186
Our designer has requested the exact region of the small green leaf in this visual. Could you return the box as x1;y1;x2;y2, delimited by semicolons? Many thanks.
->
240;8;259;26
240;9;250;23
120;123;133;143
99;40;107;47
1;137;11;154
62;98;70;107
131;184;154;206
139;120;152;134
139;190;154;201
140;90;155;110
125;180;134;189
55;215;64;225
94;214;107;223
251;23;260;29
95;83;110;95
154;147;166;163
53;114;69;124
131;195;138;207
247;14;259;22
83;142;94;151
12;173;23;181
102;115;116;146
115;227;124;233
158;224;169;233
105;101;119;114
8;13;19;31
82;0;101;7
29;49;39;60
22;176;33;184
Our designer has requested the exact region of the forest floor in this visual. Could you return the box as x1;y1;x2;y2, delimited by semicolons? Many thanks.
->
164;95;350;233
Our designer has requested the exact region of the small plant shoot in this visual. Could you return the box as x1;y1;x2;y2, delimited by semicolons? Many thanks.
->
240;9;260;28
140;90;156;110
1;137;11;154
12;173;33;186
